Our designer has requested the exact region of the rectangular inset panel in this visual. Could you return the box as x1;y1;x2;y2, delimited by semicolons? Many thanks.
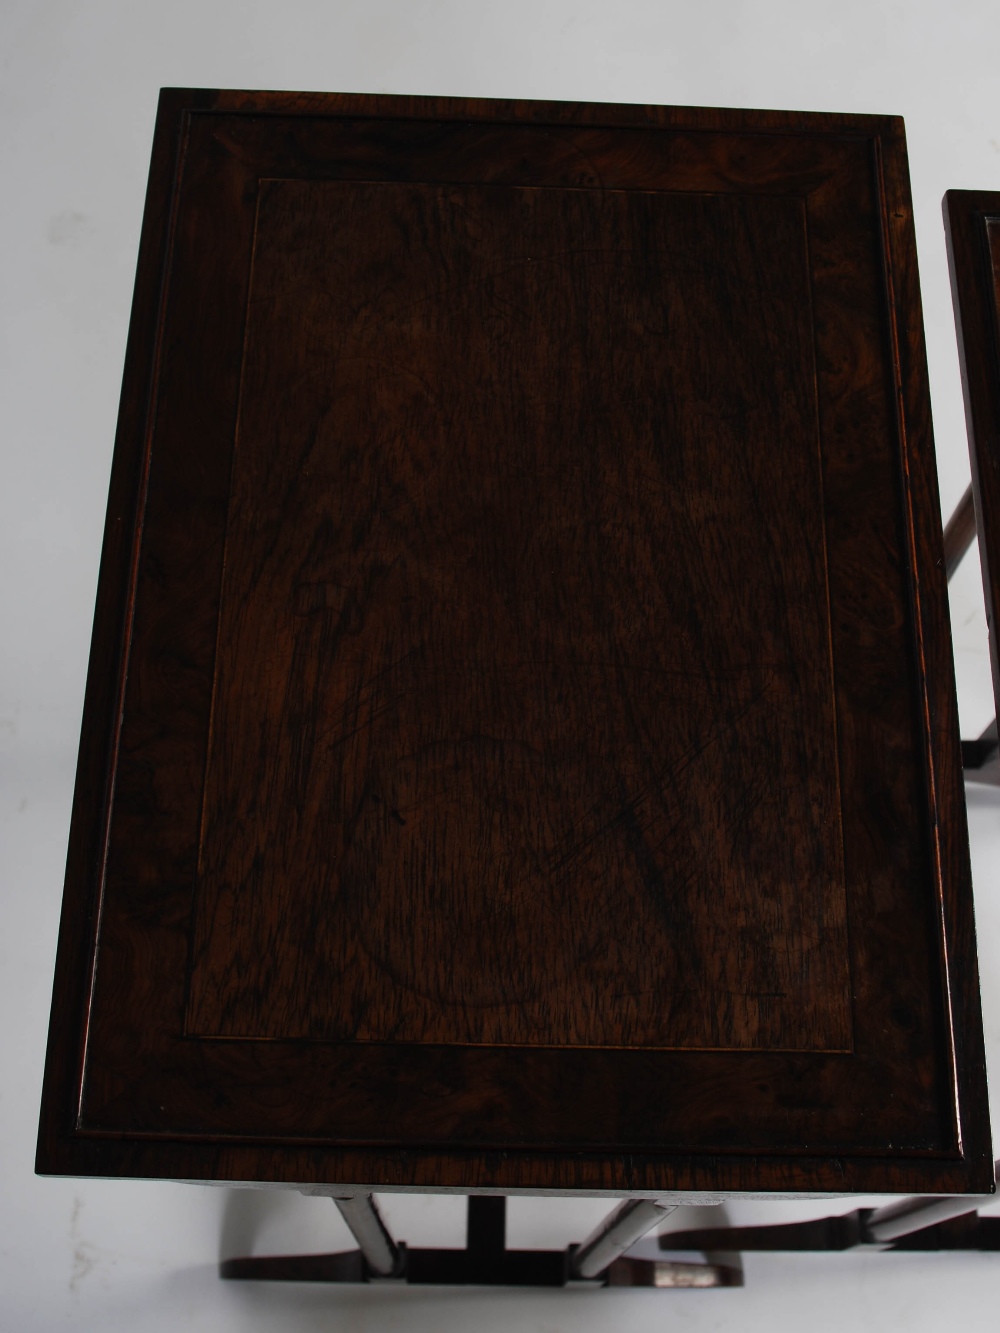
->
187;177;848;1050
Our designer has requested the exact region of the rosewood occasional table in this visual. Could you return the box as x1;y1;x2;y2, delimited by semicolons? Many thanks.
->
37;90;993;1286
944;190;1000;783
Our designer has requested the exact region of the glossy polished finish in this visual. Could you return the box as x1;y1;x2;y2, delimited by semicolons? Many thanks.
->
331;1195;400;1276
571;1200;678;1278
36;90;991;1197
945;190;1000;720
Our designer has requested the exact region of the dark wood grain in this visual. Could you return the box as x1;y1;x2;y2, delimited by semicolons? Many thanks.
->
188;177;848;1052
35;90;992;1196
945;191;1000;718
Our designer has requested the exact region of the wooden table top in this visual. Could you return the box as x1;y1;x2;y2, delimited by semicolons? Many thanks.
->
36;90;992;1197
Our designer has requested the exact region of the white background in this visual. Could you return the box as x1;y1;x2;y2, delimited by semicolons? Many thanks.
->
3;2;1000;1328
